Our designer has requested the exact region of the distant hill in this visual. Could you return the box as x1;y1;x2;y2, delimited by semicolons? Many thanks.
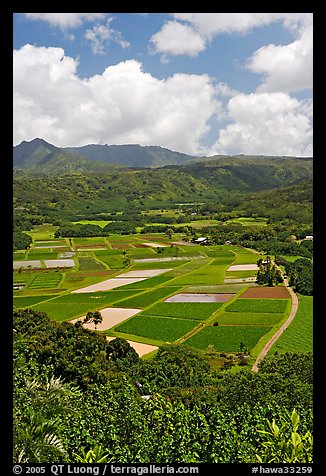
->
13;138;313;192
13;138;197;170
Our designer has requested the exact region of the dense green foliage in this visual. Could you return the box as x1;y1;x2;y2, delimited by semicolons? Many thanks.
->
13;308;313;463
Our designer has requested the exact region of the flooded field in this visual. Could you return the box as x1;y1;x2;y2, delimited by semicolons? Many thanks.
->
165;293;235;303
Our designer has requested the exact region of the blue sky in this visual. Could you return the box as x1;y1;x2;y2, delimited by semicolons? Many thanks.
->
13;13;313;156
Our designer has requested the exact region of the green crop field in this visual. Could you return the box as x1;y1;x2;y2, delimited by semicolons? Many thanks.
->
169;264;227;285
95;255;124;269
184;325;271;352
28;273;62;289
27;252;59;261
216;311;284;326
77;257;107;271
141;302;223;320
225;298;289;313
120;275;174;290
115;315;198;342
112;286;182;308
48;289;142;305
33;302;97;321
269;294;313;353
130;260;185;270
13;295;54;308
204;248;235;258
184;284;256;293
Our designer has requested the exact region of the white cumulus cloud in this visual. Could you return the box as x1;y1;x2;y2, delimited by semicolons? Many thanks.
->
210;92;313;156
247;23;313;93
85;19;130;55
13;45;219;155
150;21;206;57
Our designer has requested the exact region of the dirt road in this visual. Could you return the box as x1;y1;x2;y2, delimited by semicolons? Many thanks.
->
251;275;299;372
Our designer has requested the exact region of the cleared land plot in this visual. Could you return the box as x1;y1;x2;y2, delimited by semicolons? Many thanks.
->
225;277;257;283
225;298;289;313
13;260;42;269
241;286;291;299
71;307;142;331
184;284;257;293
33;245;66;249
106;337;158;356
217;312;284;326
185;325;271;352
112;287;181;308
269;295;313;353
165;293;234;303
44;259;75;268
118;269;172;278
115;315;198;342
141;302;222;320
142;242;168;248
227;264;259;271
111;243;133;249
13;295;54;308
72;277;147;293
134;257;190;262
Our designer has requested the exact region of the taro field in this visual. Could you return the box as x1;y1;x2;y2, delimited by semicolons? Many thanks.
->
14;228;300;359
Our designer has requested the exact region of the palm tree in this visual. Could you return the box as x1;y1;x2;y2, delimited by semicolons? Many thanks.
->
14;376;80;463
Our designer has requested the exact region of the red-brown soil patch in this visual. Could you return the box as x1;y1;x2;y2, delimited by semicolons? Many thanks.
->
241;286;291;299
132;243;150;248
111;244;132;249
77;244;106;249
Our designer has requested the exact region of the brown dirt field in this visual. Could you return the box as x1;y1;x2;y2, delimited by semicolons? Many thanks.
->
241;286;291;299
71;307;141;331
111;244;132;249
106;337;159;356
77;244;107;249
132;243;150;248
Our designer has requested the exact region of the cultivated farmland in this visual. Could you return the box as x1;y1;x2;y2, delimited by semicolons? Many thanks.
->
14;234;295;359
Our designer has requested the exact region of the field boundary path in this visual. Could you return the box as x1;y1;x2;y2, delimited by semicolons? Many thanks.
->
251;273;299;372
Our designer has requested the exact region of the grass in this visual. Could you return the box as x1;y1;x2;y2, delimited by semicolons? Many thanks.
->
13;295;55;308
204;248;235;258
28;273;62;289
33;302;98;321
112;286;182;308
225;270;258;278
32;289;143;321
169;264;227;285
217;311;284;326
130;260;185;270
269;294;313;353
48;289;142;304
184;325;271;352
72;220;111;227
225;298;289;313
115;315;199;342
141;302;223;320
77;257;106;271
27;252;59;261
95;255;125;269
119;275;174;290
24;224;59;241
